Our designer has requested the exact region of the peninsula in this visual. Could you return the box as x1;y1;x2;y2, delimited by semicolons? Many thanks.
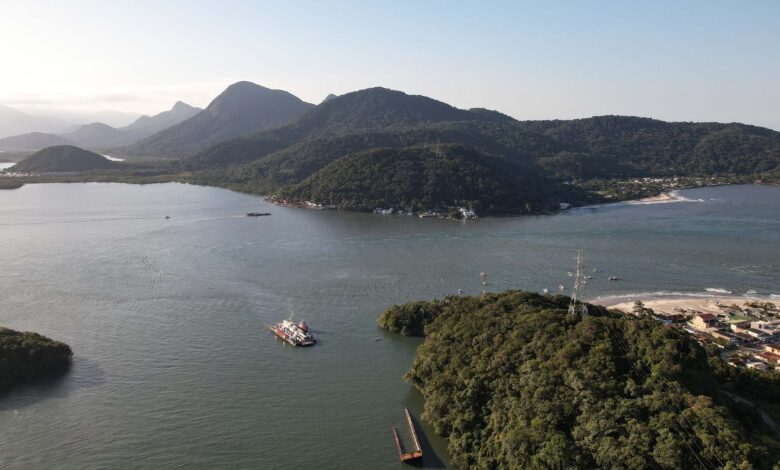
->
380;290;780;468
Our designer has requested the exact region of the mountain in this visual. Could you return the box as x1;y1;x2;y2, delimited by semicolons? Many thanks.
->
187;87;506;170
121;101;201;138
380;290;780;468
0;132;75;151
0;104;68;139
116;82;314;158
183;87;780;213
518;115;780;178
11;145;118;172
63;122;125;149
62;102;203;150
278;144;589;213
320;93;338;104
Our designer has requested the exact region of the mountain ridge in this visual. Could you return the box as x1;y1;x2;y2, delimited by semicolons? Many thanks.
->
116;81;314;158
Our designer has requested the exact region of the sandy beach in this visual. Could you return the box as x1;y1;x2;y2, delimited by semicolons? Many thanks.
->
598;293;775;315
625;191;689;205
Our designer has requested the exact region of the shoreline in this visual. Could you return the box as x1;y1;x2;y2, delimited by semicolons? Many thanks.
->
596;292;777;315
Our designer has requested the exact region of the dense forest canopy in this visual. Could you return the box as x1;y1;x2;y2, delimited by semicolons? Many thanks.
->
0;327;72;391
379;291;780;469
279;144;595;213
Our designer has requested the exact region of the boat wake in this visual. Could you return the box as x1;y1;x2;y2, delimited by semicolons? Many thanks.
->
705;287;733;294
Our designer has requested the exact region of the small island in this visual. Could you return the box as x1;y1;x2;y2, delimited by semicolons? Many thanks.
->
9;145;118;173
379;290;780;468
0;327;73;392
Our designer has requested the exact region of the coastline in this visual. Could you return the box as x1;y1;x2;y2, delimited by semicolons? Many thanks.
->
597;292;777;315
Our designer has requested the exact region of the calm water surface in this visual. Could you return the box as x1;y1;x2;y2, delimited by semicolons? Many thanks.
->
1;183;779;469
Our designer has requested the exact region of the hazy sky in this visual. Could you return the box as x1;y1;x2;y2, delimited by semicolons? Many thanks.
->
1;0;778;129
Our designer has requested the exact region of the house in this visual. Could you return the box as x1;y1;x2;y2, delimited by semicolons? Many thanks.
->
754;351;780;365
710;331;740;344
458;207;478;219
764;343;780;355
744;328;772;342
690;313;719;330
653;312;686;325
746;361;768;370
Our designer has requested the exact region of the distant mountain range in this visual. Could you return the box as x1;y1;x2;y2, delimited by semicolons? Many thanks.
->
0;104;69;139
0;101;201;152
9;145;118;172
3;81;779;214
115;82;314;158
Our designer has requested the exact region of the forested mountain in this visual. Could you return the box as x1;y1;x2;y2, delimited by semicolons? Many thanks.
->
379;291;780;469
517;115;780;178
117;82;314;158
180;87;780;213
10;145;117;172
279;144;592;213
186;87;508;170
0;132;75;151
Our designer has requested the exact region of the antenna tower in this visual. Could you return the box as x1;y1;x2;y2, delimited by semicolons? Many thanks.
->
568;250;588;316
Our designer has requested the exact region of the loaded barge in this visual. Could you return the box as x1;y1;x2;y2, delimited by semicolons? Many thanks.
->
270;319;317;346
392;407;423;462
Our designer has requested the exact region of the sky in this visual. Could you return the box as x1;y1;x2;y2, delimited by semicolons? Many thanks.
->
0;0;778;129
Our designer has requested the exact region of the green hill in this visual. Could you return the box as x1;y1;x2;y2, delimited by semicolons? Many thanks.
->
11;145;117;172
279;144;591;213
118;81;314;158
379;291;780;469
0;327;72;392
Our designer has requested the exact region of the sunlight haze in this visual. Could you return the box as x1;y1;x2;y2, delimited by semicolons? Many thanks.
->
1;0;778;129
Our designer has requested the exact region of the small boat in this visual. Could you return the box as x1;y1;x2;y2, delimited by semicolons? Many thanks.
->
164;215;171;219
608;276;620;281
247;212;272;217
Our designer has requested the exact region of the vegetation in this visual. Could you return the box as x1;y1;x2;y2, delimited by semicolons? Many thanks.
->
0;327;72;392
379;290;780;469
8;87;780;215
11;145;117;172
279;144;595;214
0;179;24;189
117;81;313;158
180;89;780;214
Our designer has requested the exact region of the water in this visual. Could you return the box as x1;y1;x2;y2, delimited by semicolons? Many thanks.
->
0;162;14;170
0;183;779;469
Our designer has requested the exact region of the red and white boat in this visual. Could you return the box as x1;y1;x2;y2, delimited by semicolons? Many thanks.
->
270;319;317;346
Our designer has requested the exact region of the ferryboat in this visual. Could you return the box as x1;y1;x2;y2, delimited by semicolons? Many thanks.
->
270;319;317;346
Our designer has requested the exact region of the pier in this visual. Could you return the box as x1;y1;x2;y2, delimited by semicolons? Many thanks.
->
392;407;423;462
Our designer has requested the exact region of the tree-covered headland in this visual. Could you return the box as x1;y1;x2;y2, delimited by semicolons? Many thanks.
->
0;327;73;392
379;290;780;469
